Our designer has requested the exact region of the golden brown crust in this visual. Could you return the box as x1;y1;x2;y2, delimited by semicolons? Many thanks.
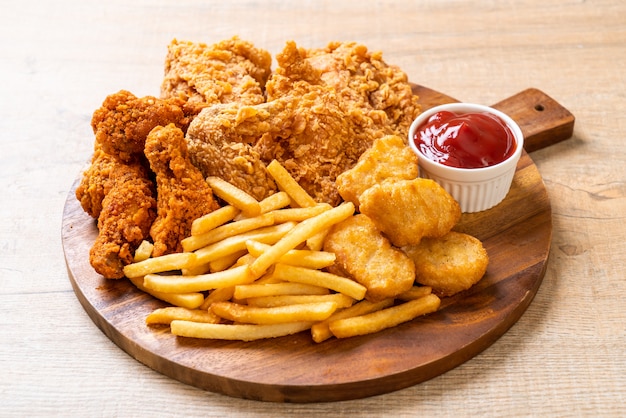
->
160;37;271;115
336;135;419;208
403;232;489;297
359;178;461;247
91;90;188;161
144;124;220;256
88;161;156;279
323;214;415;301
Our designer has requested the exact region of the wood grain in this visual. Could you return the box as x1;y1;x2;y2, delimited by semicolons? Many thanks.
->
61;85;558;403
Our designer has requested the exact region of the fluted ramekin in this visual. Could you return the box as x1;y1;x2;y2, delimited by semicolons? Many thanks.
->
408;103;524;213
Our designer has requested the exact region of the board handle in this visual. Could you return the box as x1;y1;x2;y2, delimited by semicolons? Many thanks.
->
491;88;575;152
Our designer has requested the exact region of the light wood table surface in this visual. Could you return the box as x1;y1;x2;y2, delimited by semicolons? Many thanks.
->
2;0;625;416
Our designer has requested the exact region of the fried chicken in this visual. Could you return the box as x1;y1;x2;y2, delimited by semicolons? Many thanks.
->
254;40;421;205
271;40;420;137
182;40;420;206
144;123;220;256
91;90;189;162
75;143;119;219
160;37;272;116
185;103;278;201
88;159;156;279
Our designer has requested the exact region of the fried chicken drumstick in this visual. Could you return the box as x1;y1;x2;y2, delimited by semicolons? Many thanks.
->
77;91;191;278
144;123;220;256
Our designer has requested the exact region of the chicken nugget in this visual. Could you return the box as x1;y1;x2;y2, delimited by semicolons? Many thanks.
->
336;135;419;207
359;178;461;247
403;231;488;297
323;214;415;301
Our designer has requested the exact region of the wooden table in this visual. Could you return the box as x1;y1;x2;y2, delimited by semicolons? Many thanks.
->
2;0;625;416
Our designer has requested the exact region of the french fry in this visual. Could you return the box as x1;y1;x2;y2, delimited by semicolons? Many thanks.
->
306;229;329;251
145;307;221;325
272;263;367;301
270;204;331;223
142;265;255;294
133;240;154;262
194;222;296;265
396;286;433;301
247;293;354;309
171;320;314;341
208;250;248;273
182;212;275;252
191;205;240;236
199;287;235;310
245;240;336;269
233;282;329;300
234;191;291;221
311;298;395;343
249;202;355;278
127;276;204;309
328;294;441;339
266;159;316;208
123;252;197;279
211;301;339;324
206;176;261;217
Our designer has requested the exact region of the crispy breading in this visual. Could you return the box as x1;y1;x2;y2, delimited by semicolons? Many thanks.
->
336;135;419;207
160;37;272;116
91;90;189;162
144;124;220;256
359;178;461;247
252;40;421;205
184;40;421;205
402;231;489;297
88;161;156;279
323;214;415;302
185;103;278;201
75;143;118;219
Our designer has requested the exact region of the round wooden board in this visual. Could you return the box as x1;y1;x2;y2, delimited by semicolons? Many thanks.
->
62;86;552;403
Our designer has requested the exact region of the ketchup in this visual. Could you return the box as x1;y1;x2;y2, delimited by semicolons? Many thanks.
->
414;110;516;169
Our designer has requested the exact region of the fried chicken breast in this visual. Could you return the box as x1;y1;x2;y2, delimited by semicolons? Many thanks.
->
323;214;416;302
184;40;421;206
144;124;220;256
161;37;272;116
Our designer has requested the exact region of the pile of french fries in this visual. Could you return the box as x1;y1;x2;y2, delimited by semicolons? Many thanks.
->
123;160;441;342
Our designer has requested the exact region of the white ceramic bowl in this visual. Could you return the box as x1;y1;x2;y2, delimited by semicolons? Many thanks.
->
408;103;524;213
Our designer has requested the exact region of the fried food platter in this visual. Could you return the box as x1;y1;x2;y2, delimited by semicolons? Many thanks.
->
62;84;574;403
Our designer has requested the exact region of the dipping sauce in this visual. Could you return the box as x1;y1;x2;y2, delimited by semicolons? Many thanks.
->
413;110;516;169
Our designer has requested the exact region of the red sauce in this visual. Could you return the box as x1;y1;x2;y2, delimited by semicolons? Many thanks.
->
414;110;516;169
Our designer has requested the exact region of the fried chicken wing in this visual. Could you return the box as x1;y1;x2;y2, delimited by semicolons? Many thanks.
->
161;37;272;116
144;123;220;256
88;160;156;279
91;90;189;161
323;214;416;301
75;143;118;219
359;178;461;247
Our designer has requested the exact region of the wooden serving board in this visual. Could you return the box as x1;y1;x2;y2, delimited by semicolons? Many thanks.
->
62;85;574;403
